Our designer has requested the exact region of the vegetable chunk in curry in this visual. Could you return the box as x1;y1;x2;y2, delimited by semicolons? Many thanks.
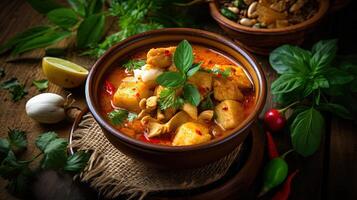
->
99;40;255;146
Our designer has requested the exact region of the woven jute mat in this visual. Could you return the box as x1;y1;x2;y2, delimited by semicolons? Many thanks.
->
71;113;243;199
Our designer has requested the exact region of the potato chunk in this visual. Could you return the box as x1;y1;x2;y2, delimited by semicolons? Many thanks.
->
188;71;212;96
147;47;176;68
215;100;244;130
213;78;244;101
113;80;152;113
172;122;211;146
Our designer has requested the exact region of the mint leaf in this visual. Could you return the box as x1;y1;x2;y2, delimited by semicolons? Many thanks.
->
41;138;68;169
8;129;27;154
270;45;311;74
77;14;105;48
183;83;200;106
35;132;58;151
174;40;193;74
156;72;186;88
32;79;48;91
290;107;324;157
108;109;128;125
47;8;79;29
310;39;338;72
64;151;90;173
26;0;62;14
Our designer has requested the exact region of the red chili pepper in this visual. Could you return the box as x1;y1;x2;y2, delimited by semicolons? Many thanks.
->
266;131;279;159
139;134;161;144
272;170;299;200
104;81;115;96
164;50;171;56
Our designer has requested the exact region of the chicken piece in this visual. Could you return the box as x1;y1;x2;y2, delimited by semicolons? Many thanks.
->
113;79;152;113
213;64;252;89
147;47;176;68
215;100;244;130
198;110;214;123
213;78;244;101
182;103;198;120
172;122;211;146
188;71;212;96
133;64;163;88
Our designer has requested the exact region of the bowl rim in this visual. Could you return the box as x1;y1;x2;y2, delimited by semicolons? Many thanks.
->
209;0;330;35
86;28;267;152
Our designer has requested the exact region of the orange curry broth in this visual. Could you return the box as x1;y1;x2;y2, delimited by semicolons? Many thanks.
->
99;45;255;145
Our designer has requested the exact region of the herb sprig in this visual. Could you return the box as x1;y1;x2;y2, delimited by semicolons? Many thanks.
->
270;39;356;157
156;40;201;110
0;78;28;102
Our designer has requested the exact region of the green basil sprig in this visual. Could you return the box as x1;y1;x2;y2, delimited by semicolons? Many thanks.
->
270;39;356;157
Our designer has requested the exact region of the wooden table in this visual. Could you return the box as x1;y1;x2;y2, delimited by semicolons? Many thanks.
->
0;0;356;199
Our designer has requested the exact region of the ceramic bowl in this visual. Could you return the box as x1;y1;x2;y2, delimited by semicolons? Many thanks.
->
209;0;330;55
85;28;266;169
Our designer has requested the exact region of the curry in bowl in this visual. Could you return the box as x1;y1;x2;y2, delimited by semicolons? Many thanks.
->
99;40;255;146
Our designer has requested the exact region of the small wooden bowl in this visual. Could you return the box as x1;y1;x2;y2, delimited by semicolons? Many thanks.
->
209;0;330;55
85;28;266;169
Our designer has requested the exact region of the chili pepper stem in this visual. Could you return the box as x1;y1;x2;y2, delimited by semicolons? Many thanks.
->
278;101;300;114
258;186;270;198
281;149;294;159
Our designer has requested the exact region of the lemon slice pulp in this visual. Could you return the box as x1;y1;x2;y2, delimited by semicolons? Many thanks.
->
42;57;89;88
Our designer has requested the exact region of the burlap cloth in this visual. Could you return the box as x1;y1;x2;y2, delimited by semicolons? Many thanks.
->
71;113;243;199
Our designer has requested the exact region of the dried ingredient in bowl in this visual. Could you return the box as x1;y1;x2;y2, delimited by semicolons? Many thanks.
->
219;0;318;29
99;40;256;146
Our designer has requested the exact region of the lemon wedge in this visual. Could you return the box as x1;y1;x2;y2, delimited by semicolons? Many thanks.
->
42;57;89;88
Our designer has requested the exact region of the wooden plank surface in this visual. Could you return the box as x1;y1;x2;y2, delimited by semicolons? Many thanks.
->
0;0;356;200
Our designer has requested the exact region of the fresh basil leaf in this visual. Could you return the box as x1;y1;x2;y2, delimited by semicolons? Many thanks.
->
8;129;27;154
67;0;86;16
108;109;128;125
322;68;354;86
310;39;338;72
64;150;90;173
183;83;200;106
77;14;105;48
158;88;184;110
186;63;201;77
35;131;58;152
123;59;145;71
41;138;68;169
269;44;311;74
313;76;329;89
156;72;185;88
0;78;28;102
318;103;353;120
199;92;214;111
127;112;138;122
174;40;193;73
86;0;104;16
0;68;5;77
0;26;51;55
47;8;79;29
12;30;71;55
32;79;48;91
271;74;305;94
0;139;10;155
290;107;324;157
25;0;62;14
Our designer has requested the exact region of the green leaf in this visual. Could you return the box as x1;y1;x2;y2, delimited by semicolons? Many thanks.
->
183;83;201;106
310;39;338;72
86;0;104;16
158;88;184;110
108;109;128;125
8;129;27;153
47;8;79;29
271;74;305;94
174;40;193;74
67;0;86;16
0;151;28;179
0;78;28;102
64;151;90;173
26;0;62;14
313;76;329;89
269;45;311;74
186;63;201;77
32;79;48;91
12;30;71;55
322;68;354;86
220;8;238;20
77;14;105;48
290;107;325;157
0;26;51;55
199;92;214;111
122;59;145;71
41;138;68;169
156;72;186;88
318;103;353;120
0;68;5;77
35;131;58;151
0;139;10;155
127;112;138;122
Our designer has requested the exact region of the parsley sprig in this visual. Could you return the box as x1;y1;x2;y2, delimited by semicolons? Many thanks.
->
156;40;201;110
270;39;357;157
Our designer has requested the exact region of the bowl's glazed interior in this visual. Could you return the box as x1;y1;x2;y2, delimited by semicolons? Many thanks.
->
86;28;266;153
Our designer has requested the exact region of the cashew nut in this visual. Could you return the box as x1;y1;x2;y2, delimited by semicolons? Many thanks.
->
228;6;239;14
289;0;305;13
247;2;258;18
239;18;257;26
